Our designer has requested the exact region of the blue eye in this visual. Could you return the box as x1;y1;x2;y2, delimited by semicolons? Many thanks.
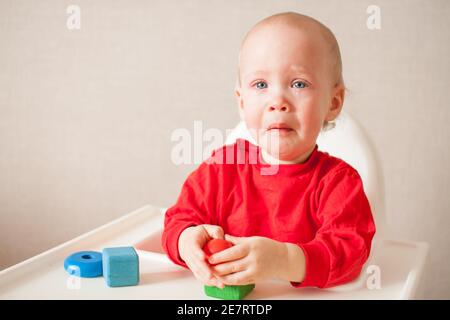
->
292;81;307;89
255;81;268;89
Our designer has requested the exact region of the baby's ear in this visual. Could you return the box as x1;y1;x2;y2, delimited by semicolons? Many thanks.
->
234;85;245;121
325;83;345;122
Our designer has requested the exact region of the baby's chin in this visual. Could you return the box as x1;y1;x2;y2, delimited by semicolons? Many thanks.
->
259;135;304;162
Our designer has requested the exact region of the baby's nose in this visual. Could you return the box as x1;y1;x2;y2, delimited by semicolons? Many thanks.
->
269;103;289;112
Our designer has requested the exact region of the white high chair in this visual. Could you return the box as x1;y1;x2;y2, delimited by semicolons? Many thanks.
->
225;111;429;299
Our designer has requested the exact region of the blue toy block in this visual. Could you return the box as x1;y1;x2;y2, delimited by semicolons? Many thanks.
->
64;251;103;278
102;246;139;287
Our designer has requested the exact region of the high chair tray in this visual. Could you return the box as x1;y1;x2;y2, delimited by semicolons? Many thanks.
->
0;205;427;299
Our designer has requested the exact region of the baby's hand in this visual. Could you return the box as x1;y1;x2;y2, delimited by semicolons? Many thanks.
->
208;235;287;286
178;224;225;288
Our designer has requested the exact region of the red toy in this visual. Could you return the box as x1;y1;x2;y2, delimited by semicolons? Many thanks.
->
203;239;233;259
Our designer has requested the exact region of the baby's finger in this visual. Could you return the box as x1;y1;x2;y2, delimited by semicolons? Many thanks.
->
192;248;214;276
190;256;212;278
224;234;246;244
194;265;224;288
217;270;255;286
202;224;224;239
191;246;207;261
208;244;247;265
211;259;247;277
185;260;207;283
204;276;225;288
190;254;224;287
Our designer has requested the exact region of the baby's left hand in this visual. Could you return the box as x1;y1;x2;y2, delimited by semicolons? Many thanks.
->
208;234;287;285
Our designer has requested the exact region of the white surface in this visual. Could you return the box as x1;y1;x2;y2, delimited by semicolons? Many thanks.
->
0;205;428;300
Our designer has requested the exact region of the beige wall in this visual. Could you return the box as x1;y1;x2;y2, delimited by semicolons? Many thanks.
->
0;0;449;298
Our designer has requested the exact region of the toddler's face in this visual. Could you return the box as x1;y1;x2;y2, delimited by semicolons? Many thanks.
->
236;23;344;163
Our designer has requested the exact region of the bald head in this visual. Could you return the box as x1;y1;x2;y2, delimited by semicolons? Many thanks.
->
238;12;343;87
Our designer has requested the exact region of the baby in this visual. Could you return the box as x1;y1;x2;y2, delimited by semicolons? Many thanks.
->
162;12;376;289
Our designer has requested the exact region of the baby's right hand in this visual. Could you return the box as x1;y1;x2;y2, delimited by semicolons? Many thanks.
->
178;224;225;288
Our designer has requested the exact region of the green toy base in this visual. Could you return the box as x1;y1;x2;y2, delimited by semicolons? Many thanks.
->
204;284;255;300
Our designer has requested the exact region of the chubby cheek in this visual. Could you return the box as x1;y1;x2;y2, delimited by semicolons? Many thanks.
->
243;107;261;129
240;95;265;140
295;94;328;135
297;106;323;137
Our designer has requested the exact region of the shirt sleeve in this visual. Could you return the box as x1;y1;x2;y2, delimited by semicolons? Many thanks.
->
292;167;376;288
161;158;218;268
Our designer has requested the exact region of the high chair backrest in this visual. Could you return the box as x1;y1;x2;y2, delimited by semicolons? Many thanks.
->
225;111;387;238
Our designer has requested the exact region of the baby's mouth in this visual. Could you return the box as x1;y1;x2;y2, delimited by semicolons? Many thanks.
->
266;123;294;135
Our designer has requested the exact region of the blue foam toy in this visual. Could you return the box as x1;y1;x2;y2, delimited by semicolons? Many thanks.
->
64;251;103;278
102;246;139;287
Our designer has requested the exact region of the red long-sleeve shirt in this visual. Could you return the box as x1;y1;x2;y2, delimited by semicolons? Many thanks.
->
162;139;376;288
